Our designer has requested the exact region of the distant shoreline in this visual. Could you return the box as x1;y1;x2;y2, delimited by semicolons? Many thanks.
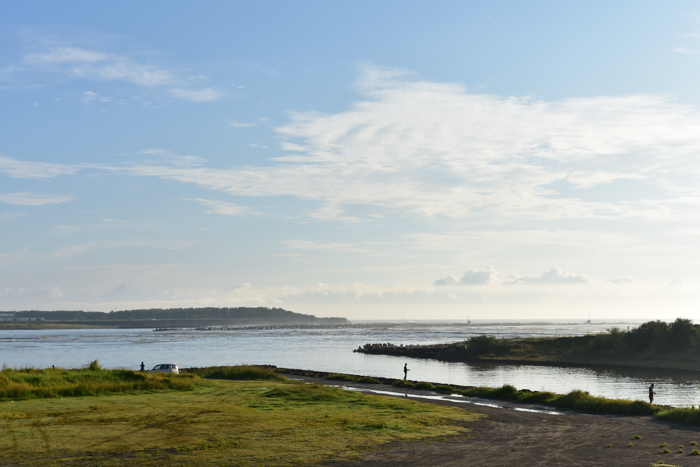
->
0;320;636;331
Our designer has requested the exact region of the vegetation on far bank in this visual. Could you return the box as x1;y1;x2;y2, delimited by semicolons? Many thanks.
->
5;306;344;322
0;322;109;330
0;368;479;466
361;318;700;371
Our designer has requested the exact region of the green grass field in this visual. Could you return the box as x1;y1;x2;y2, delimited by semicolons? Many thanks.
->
0;366;481;466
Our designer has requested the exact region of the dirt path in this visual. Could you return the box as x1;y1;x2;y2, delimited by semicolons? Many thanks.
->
284;374;700;466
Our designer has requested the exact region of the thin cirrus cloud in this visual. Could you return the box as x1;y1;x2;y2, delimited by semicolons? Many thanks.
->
673;47;700;55
24;46;176;86
19;45;225;101
0;156;79;179
106;66;700;224
193;198;261;216
170;88;225;102
0;192;74;206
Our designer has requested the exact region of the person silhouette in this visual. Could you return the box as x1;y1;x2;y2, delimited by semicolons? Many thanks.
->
140;362;145;371
403;363;409;380
649;383;656;404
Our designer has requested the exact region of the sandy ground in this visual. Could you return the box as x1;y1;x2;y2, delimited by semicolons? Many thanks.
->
284;374;700;467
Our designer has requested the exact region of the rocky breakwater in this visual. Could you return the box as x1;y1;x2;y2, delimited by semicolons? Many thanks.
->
354;342;470;361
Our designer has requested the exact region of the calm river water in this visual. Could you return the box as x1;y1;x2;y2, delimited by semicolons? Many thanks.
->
2;322;699;407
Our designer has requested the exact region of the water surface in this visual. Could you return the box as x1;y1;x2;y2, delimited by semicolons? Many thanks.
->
2;322;698;407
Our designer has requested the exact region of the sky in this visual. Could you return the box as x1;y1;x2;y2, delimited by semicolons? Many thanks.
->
2;1;700;320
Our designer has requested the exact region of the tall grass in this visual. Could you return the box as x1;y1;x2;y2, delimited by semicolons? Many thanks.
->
656;407;700;424
0;361;199;401
458;385;658;415
190;365;285;381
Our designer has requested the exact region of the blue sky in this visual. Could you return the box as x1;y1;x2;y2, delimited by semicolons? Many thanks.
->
2;1;700;320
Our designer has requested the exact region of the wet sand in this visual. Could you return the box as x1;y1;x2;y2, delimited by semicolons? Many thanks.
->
284;374;700;466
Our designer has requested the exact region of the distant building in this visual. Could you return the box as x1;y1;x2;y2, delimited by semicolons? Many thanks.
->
0;313;44;322
0;312;16;322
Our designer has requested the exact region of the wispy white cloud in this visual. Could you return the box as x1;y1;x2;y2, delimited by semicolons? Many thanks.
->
170;87;224;102
0;192;73;206
673;47;700;55
229;121;254;127
607;277;635;285
505;266;594;285
44;239;201;260
0;156;79;179
130;149;206;168
109;66;700;224
193;198;261;216
24;46;176;86
46;242;97;260
25;47;108;64
435;266;637;287
281;240;372;254
669;277;687;287
0;212;25;223
80;90;111;105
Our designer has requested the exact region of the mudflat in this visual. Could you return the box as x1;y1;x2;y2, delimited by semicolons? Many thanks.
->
285;375;700;467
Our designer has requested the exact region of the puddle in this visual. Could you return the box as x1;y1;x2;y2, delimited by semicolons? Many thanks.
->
339;385;563;415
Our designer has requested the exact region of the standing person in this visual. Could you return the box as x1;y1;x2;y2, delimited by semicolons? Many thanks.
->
403;363;409;380
140;362;145;371
649;383;656;404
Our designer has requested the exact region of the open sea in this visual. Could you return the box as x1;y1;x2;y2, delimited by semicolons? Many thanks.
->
2;321;699;407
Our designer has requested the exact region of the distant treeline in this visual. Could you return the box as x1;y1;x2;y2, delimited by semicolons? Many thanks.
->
11;307;329;321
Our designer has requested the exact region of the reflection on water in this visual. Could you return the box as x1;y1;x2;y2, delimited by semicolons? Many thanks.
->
1;324;699;407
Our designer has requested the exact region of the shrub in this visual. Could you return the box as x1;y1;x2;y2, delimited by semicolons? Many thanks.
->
433;384;454;393
87;360;102;371
413;382;435;390
357;377;380;384
325;374;357;382
193;365;284;381
656;407;700;425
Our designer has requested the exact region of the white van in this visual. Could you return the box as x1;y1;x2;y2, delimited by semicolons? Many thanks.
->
148;363;179;374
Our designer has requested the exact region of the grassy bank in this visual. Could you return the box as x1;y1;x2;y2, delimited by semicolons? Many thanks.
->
0;361;201;401
393;379;662;416
459;385;656;416
0;369;481;466
281;368;671;418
